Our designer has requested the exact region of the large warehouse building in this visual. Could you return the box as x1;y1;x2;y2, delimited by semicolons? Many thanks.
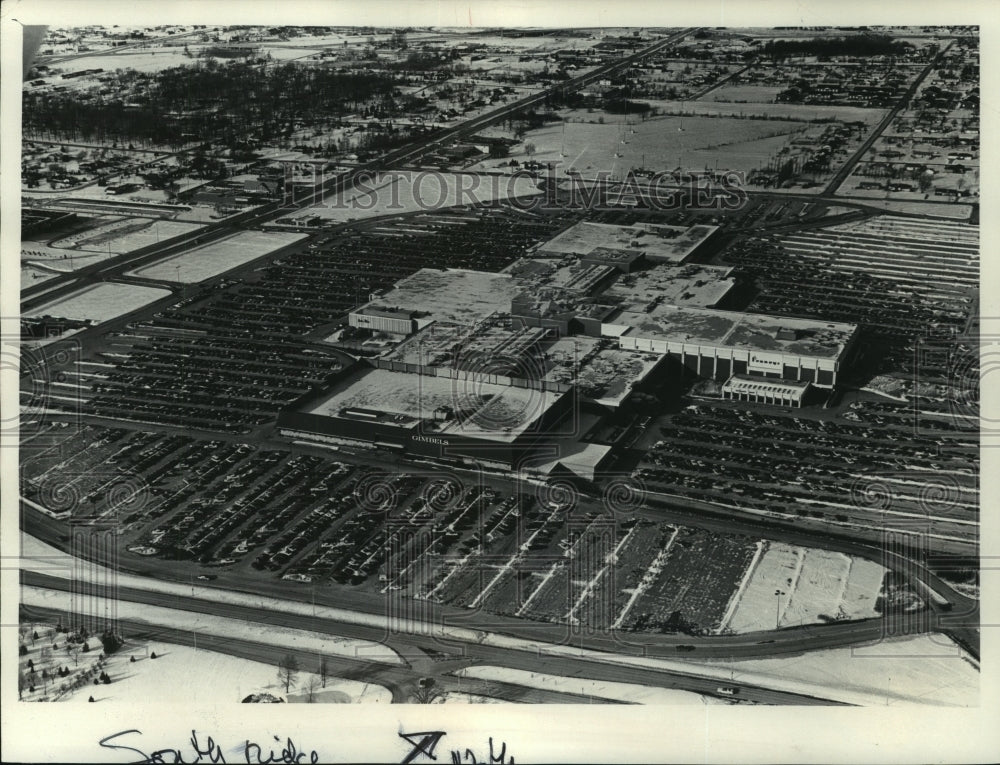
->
602;304;858;388
278;365;578;470
287;223;858;472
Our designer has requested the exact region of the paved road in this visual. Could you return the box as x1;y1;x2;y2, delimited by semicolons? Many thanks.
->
821;40;955;196
18;26;979;686
20;603;617;705
38;30;207;67
21;575;844;705
21;28;696;305
21;438;979;666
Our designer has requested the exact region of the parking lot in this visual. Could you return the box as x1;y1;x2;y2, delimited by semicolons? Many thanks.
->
634;401;977;555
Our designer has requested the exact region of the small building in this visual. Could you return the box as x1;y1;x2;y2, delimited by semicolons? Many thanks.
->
348;306;420;336
721;374;811;408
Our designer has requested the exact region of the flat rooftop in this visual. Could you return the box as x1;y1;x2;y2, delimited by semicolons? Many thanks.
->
723;374;812;394
304;366;562;443
613;305;857;359
542;336;663;406
355;268;524;327
538;221;719;263
384;318;547;370
506;257;617;293
603;263;736;308
382;322;471;366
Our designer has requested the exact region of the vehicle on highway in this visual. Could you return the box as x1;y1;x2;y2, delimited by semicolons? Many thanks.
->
717;686;739;696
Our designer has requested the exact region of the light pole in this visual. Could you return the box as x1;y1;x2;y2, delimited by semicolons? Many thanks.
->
774;589;784;630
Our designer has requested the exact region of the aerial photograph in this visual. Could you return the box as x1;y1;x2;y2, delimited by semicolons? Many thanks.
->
14;22;980;712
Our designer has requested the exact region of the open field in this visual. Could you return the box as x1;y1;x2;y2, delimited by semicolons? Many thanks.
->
693;635;979;707
23;282;171;323
835;193;975;219
704;84;787;103
50;217;204;254
516;114;813;176
636;99;887;124
723;543;885;633
16;623;389;704
20;266;62;290
284;171;543;223
48;48;199;75
128;230;307;283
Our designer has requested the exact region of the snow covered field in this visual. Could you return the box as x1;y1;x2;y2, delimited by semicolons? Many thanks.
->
454;666;715;705
128;230;307;283
697;635;979;707
636;99;887;124
503;114;808;177
50;218;204;254
20;535;976;706
723;543;885;633
23;282;171;322
20;266;62;290
286;171;542;223
834;196;974;220
21;631;388;704
52;49;198;75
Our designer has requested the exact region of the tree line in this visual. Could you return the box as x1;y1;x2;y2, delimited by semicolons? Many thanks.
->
23;59;400;148
761;35;914;61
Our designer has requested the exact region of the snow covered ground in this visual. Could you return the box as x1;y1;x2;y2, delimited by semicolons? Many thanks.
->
437;692;509;704
723;542;884;633
696;635;979;707
128;230;307;283
22;585;402;666
454;666;717;705
283;171;543;223
27;634;389;704
22;282;171;322
51;218;204;254
20;265;62;290
20;534;977;706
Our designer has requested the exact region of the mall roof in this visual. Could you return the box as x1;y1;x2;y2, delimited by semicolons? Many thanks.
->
353;268;523;327
612;304;857;359
537;221;719;263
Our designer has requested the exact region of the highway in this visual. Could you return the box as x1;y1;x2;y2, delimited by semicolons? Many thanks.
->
21;423;980;667
22;27;696;306
20;603;623;705
21;573;844;706
17;26;979;700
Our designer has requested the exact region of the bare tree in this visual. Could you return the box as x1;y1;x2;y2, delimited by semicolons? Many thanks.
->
305;675;322;703
318;656;330;689
277;653;299;694
410;686;443;704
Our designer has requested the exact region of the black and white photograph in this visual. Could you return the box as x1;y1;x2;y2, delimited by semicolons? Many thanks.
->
1;1;996;762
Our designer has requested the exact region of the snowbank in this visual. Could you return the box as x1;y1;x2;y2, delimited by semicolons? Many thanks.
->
454;666;713;705
22;585;402;665
66;643;390;704
21;534;977;706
